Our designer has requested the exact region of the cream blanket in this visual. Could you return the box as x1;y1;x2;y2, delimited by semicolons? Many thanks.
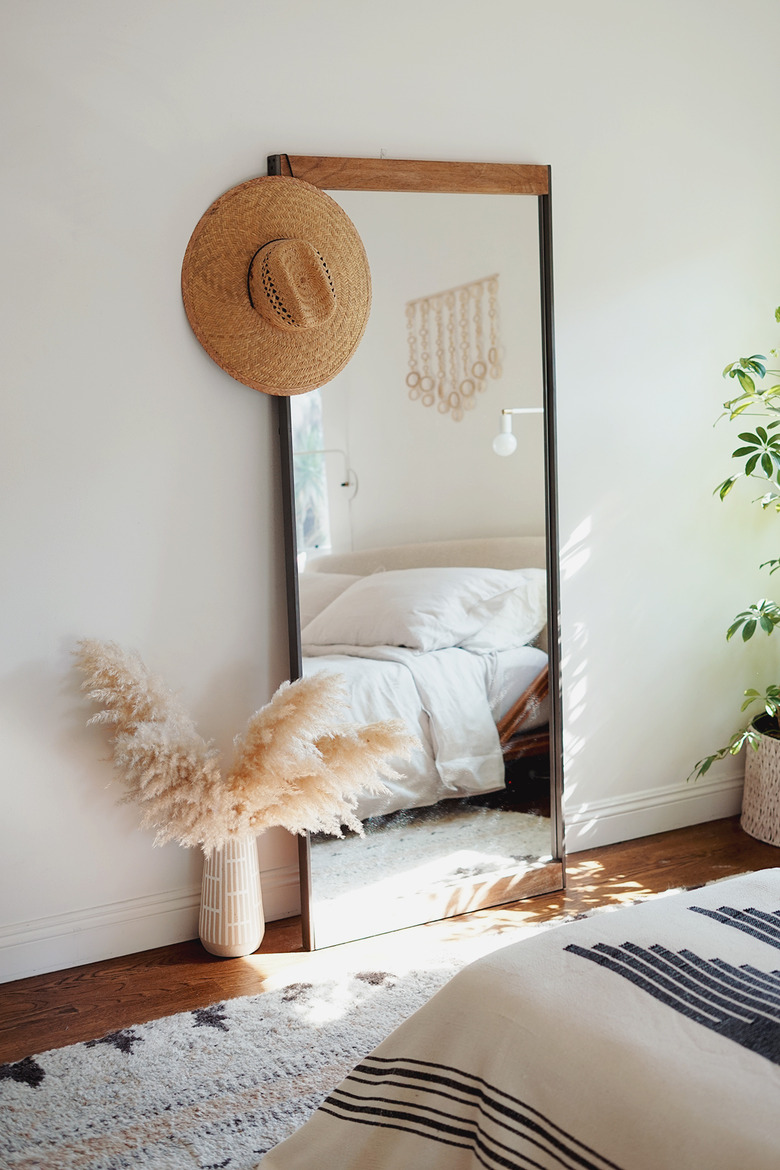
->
261;869;780;1169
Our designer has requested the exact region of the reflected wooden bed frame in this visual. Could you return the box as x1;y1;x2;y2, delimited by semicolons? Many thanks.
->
497;663;549;761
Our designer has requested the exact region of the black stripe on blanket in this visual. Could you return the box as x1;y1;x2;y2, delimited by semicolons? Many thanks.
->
690;904;780;950
566;930;780;1065
321;1055;623;1170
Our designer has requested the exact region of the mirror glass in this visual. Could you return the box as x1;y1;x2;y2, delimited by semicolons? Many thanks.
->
286;179;563;949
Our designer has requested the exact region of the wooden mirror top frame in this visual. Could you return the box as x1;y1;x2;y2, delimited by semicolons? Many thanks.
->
270;154;564;949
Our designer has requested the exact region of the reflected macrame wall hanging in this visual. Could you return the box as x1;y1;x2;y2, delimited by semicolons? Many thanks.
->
405;274;502;421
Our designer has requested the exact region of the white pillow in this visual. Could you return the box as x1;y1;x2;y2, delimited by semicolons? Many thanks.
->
459;568;547;652
300;566;545;652
298;572;361;628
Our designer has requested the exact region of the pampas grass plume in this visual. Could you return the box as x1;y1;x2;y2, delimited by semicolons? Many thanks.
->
76;640;416;853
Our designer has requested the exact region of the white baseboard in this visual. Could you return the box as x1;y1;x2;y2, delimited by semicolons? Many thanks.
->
0;863;301;984
1;775;746;983
564;769;744;852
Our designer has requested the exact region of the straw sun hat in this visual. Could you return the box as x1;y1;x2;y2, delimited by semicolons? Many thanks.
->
181;175;371;395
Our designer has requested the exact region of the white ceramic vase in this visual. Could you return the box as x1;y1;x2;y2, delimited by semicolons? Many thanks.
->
199;836;265;957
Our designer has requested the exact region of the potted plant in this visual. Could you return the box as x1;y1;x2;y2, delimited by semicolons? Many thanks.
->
689;307;780;844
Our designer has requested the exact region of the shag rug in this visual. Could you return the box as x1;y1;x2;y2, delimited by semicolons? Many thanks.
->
0;893;688;1170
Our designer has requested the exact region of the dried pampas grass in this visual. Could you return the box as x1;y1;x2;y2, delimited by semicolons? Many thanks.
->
75;639;416;854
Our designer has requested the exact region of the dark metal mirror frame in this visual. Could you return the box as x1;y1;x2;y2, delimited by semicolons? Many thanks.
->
271;154;563;949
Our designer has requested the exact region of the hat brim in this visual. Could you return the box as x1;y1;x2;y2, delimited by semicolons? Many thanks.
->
181;176;371;396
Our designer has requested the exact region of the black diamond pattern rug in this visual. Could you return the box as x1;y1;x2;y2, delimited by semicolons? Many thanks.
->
0;912;574;1170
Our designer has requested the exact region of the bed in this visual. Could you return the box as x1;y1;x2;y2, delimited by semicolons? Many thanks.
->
298;537;550;820
260;868;780;1169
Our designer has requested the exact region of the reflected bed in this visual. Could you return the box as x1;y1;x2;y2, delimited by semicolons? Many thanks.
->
300;536;550;820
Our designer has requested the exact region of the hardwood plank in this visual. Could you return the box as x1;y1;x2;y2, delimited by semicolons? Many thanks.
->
0;920;307;1065
276;155;549;195
1;818;777;1065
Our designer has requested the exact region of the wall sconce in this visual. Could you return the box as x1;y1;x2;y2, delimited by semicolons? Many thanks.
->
492;407;543;456
293;448;359;498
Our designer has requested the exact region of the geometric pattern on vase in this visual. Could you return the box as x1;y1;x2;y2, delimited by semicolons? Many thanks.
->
199;836;265;957
741;732;780;848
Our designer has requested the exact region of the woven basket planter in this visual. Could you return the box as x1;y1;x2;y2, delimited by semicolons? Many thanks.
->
741;720;780;847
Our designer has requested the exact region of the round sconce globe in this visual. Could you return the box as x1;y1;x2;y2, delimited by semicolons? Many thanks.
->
492;431;518;457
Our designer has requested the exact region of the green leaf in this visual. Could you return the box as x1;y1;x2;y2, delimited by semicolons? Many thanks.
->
757;426;768;442
775;306;780;323
723;362;736;377
716;476;737;500
737;371;756;393
762;453;774;477
737;432;758;443
742;619;757;640
733;445;758;457
687;751;723;782
745;453;760;475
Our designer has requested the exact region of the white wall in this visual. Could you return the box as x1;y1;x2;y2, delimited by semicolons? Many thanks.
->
2;0;779;981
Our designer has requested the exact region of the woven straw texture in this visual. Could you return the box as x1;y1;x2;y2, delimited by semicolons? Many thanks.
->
181;176;371;395
741;732;780;846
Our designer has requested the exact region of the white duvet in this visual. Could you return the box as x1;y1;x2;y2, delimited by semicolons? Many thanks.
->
299;565;550;820
304;644;504;819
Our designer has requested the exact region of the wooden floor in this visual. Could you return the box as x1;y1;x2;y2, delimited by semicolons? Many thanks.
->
1;816;778;1066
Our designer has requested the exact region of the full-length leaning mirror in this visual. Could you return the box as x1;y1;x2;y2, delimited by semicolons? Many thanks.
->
272;154;564;949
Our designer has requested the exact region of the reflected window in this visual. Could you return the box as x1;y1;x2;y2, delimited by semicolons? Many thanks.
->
291;390;332;557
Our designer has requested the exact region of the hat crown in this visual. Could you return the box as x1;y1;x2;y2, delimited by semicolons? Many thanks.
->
249;239;337;332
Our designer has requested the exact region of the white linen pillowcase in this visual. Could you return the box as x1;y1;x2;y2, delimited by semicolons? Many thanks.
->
459;568;547;652
297;572;361;628
300;566;546;652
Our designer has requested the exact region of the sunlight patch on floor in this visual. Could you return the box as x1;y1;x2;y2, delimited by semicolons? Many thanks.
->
237;846;705;998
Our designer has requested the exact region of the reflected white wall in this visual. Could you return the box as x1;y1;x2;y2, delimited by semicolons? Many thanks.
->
319;192;545;550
